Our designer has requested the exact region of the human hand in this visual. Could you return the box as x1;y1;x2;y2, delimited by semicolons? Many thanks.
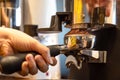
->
0;27;57;76
85;0;112;17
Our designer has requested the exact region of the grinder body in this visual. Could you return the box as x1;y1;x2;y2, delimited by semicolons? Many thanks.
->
68;25;120;80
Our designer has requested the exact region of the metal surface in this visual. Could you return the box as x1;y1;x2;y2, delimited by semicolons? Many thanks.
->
0;0;19;9
0;0;22;28
80;50;107;63
64;33;95;49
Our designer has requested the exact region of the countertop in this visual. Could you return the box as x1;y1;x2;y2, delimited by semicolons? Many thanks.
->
0;75;35;80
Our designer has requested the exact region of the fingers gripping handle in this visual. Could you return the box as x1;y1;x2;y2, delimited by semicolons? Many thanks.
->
0;45;60;74
0;53;28;74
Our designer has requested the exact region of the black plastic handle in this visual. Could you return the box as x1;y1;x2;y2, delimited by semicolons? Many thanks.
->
0;45;61;74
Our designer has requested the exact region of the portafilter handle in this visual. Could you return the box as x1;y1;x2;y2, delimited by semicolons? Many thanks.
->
0;45;61;74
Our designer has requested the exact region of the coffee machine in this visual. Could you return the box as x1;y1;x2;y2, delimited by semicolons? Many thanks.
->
0;0;22;29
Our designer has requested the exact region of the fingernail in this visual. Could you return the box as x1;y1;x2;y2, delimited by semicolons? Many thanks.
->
47;50;53;64
27;54;33;61
50;58;53;64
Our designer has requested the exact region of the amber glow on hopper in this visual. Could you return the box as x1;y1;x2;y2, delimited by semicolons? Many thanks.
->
73;0;83;24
